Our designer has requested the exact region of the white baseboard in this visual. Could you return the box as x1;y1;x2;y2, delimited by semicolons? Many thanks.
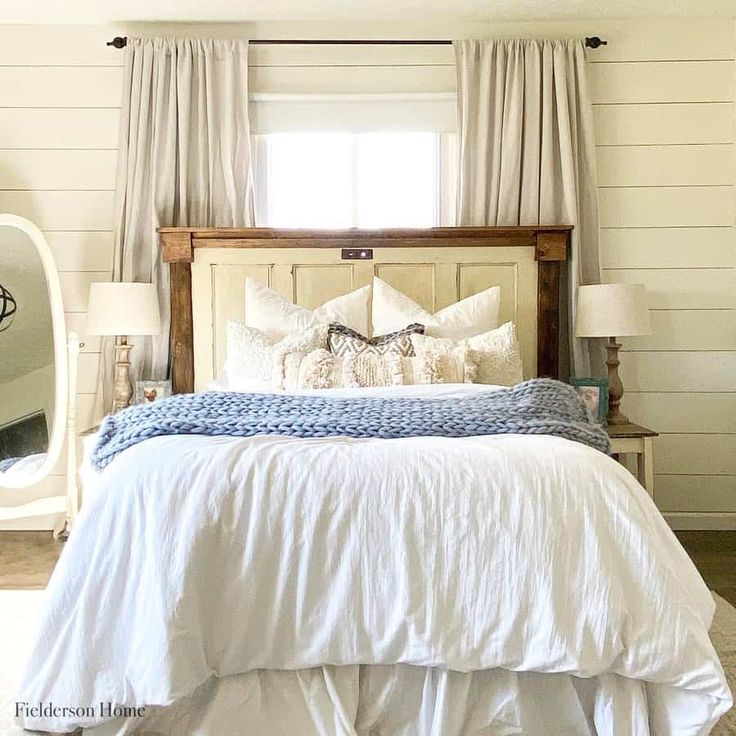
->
664;513;736;531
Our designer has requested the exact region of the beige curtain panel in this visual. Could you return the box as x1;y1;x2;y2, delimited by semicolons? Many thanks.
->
454;38;603;378
107;36;256;399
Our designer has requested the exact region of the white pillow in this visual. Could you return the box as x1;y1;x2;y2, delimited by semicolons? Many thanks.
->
371;277;500;339
224;320;328;390
245;278;371;338
410;321;523;387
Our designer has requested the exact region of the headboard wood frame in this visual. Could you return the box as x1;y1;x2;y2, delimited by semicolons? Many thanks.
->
159;226;571;394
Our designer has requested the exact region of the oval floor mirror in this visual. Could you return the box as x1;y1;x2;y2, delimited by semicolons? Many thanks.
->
0;214;68;492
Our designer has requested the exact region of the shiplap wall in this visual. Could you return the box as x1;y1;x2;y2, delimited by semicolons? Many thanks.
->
0;19;733;528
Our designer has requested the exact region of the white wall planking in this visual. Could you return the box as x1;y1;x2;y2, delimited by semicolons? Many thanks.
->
620;310;736;351
655;435;736;475
619;351;736;392
0;25;123;66
75;394;98;433
654;475;735;513
0;149;117;190
603;268;735;310
60;271;111;312
596;145;734;187
45;231;114;273
0;67;122;107
0;108;120;149
599;187;734;227
593;103;735;145
588;61;735;104
76;353;100;394
600;227;735;269
622;393;736;434
0;191;114;230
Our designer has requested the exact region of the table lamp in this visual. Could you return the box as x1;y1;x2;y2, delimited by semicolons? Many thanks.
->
575;283;651;425
86;282;161;413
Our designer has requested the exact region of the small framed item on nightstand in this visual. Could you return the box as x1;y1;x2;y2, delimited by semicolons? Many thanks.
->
570;377;609;425
135;380;172;405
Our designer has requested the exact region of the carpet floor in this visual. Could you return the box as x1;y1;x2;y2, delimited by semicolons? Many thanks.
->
1;590;734;735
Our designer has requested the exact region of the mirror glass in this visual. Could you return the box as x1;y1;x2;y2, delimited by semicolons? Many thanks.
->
0;221;61;485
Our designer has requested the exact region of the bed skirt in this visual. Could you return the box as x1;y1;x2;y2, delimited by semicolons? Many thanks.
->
78;664;676;736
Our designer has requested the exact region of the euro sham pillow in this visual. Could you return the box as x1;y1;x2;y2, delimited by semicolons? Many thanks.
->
327;323;425;357
371;277;500;340
224;320;328;390
244;278;371;338
410;321;523;386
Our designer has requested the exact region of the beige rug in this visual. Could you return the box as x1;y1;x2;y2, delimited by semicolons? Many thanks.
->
1;590;735;735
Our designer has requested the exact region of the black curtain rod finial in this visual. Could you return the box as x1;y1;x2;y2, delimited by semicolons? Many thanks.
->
107;36;128;49
584;36;607;49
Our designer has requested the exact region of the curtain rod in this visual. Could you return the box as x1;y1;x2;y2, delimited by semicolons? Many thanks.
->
106;36;608;49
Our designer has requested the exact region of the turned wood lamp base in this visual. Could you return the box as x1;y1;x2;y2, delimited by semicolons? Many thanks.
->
112;336;134;413
605;336;630;425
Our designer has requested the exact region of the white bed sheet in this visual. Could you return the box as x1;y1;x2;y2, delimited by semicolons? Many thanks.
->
23;384;732;734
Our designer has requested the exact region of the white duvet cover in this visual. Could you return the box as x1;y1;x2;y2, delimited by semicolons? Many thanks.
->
18;385;731;734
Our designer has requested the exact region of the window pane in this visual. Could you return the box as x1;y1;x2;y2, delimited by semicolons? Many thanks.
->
356;133;438;228
266;133;353;228
262;132;440;228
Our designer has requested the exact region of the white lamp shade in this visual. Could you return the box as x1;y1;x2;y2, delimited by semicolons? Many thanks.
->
86;282;161;336
575;283;651;338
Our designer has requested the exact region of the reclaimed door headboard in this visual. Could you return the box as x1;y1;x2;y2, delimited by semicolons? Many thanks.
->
159;227;571;393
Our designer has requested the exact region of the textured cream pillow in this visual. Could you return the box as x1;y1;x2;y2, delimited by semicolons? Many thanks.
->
282;349;404;391
400;352;472;385
244;278;371;338
410;321;523;386
224;320;328;390
371;277;500;339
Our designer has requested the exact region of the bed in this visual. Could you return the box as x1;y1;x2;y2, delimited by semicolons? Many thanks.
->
16;227;731;735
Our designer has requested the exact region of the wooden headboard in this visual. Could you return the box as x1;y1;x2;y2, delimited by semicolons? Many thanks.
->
159;227;571;393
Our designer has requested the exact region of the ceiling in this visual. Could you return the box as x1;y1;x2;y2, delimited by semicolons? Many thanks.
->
0;0;734;23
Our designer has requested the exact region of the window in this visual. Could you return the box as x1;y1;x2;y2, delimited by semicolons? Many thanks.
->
256;132;453;228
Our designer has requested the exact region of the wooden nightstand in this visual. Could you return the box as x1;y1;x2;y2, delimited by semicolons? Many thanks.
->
606;422;658;497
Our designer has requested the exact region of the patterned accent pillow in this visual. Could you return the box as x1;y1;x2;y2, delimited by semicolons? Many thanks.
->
327;323;425;357
224;320;328;390
410;321;523;386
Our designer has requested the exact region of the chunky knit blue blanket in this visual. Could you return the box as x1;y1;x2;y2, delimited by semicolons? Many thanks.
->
91;379;610;470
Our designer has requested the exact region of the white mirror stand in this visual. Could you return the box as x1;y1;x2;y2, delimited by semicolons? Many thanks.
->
56;332;81;540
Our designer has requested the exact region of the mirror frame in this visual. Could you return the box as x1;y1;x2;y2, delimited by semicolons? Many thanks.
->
0;214;68;489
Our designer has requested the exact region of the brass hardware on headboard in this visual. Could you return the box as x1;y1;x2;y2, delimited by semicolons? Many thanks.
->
341;248;373;260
